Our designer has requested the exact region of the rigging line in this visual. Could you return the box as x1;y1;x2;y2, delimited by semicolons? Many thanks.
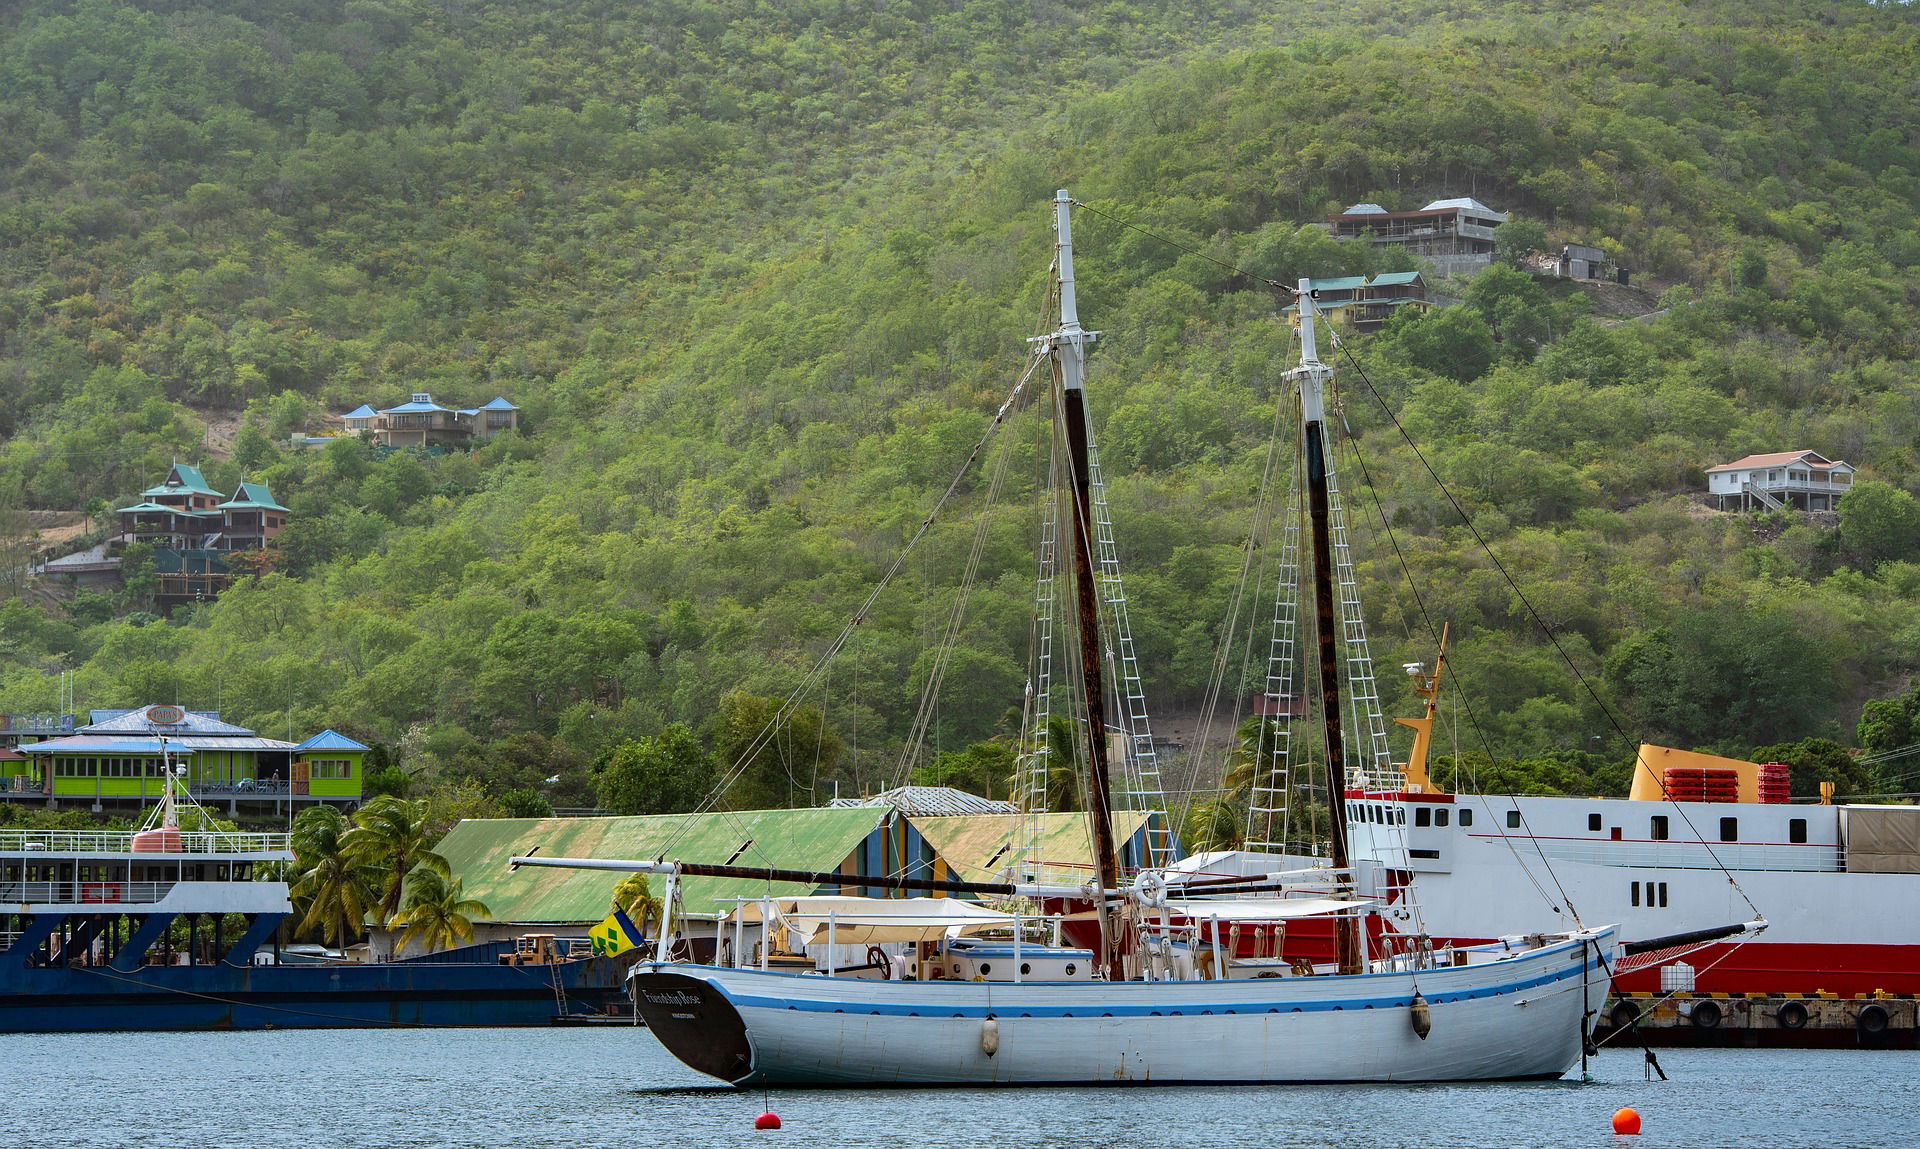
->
1066;199;1300;300
1329;377;1571;927
1191;325;1299;845
658;352;1051;866
1336;342;1764;922
891;350;1033;788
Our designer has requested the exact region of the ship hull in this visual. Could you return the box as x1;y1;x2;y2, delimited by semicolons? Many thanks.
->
628;929;1614;1087
0;954;628;1032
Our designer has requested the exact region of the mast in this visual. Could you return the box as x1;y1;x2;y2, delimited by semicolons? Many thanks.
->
1292;282;1363;976
1048;190;1124;981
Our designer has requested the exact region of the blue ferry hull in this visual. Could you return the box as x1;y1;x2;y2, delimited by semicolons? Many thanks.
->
0;950;630;1032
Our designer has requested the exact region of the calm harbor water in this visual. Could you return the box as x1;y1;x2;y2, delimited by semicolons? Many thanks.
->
0;1027;1908;1148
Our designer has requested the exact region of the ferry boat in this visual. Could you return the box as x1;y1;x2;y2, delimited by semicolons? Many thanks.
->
0;769;627;1031
1342;653;1907;999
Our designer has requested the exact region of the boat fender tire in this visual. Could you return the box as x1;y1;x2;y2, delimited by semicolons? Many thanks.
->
1858;1003;1890;1035
1609;1001;1639;1030
1689;1000;1722;1029
1776;1000;1808;1030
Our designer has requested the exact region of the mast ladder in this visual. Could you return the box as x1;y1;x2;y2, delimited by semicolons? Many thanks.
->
1246;489;1302;853
1323;464;1399;789
1086;442;1177;869
1015;500;1061;879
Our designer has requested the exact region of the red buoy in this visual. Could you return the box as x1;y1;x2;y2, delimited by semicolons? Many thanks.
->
754;1112;782;1131
1612;1108;1641;1135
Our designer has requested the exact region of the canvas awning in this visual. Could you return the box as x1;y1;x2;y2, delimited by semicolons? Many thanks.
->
1061;897;1375;923
727;896;1019;945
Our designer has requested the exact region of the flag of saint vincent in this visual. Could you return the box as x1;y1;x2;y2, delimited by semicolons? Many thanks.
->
589;906;645;957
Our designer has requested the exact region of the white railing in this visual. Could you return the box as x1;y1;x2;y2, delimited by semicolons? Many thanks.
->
0;829;291;854
0;880;178;905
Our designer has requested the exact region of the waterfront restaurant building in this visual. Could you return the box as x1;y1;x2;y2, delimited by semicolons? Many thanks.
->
11;706;366;814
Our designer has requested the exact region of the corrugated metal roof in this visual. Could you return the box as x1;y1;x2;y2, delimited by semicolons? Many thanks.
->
481;397;518;410
219;482;288;512
83;709;256;736
381;399;449;413
1422;196;1503;215
343;405;378;418
828;786;1018;816
1706;450;1836;472
294;729;369;752
22;733;298;753
438;807;893;924
19;736;198;756
140;463;221;498
908;811;1153;884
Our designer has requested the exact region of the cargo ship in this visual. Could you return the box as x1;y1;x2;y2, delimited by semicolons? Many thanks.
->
0;773;627;1031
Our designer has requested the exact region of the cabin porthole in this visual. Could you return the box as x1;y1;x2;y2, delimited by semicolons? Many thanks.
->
1064;963;1077;976
1020;963;1031;976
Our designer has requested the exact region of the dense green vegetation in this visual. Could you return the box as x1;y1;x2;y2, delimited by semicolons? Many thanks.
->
5;0;1920;830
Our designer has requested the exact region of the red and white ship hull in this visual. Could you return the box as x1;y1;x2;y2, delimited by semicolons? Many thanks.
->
1343;788;1920;998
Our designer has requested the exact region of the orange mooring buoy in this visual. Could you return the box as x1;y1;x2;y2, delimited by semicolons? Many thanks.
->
755;1112;782;1131
1612;1108;1642;1135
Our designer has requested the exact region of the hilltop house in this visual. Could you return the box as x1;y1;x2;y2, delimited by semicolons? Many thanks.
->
1289;271;1429;332
341;393;519;448
1706;451;1855;511
6;705;366;814
1327;197;1507;277
112;464;289;607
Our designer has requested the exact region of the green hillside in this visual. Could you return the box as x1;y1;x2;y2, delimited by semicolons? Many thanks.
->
4;0;1920;820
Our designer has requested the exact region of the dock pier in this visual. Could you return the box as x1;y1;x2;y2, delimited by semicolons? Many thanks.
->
1601;991;1920;1049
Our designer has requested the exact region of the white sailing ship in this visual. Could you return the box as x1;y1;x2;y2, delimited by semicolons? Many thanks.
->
514;191;1615;1086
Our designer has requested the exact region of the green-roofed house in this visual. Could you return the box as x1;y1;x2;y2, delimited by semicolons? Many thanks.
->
1288;271;1429;332
111;465;292;608
217;482;290;552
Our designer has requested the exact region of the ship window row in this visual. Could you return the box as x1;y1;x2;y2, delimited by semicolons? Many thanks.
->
1345;803;1409;825
52;757;167;777
1412;807;1458;828
1630;881;1669;908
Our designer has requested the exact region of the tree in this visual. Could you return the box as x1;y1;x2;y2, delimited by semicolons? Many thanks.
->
1492;216;1548;268
499;787;554;817
1384;305;1496;383
612;872;665;937
289;805;378;949
1748;738;1873;799
1603;605;1840;750
913;740;1016;800
388;869;491;955
596;723;717;815
1837;481;1920;571
707;694;843;810
342;795;451;926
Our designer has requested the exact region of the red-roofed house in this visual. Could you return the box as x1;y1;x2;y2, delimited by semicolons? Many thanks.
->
1706;451;1856;511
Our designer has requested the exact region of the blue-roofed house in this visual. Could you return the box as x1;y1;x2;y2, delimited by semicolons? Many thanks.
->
293;730;370;801
341;393;521;447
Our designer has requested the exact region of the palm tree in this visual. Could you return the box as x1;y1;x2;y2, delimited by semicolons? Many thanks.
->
289;805;378;949
611;872;665;937
388;869;491;955
342;795;450;927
